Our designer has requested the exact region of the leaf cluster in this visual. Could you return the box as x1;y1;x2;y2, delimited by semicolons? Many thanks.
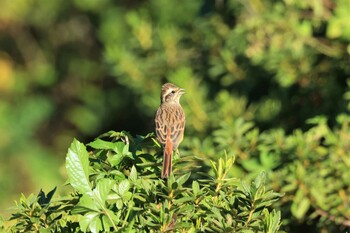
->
6;131;283;233
207;115;350;232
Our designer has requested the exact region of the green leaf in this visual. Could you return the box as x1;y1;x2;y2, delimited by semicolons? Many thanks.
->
254;171;266;189
210;160;218;176
88;213;103;233
113;142;127;154
108;153;124;167
122;143;130;155
37;187;57;206
192;181;200;196
177;172;191;186
116;199;123;209
118;180;131;196
241;181;250;194
306;115;327;125
133;193;146;202
39;229;51;233
76;194;99;212
263;209;281;233
129;166;137;182
79;212;100;232
291;190;310;220
93;178;114;206
87;138;117;150
101;215;112;231
177;204;195;214
123;191;133;201
106;209;120;225
109;170;126;181
173;196;194;204
141;179;152;192
107;142;132;166
65;139;92;195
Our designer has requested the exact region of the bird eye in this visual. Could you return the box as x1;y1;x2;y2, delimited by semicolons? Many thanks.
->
171;90;175;94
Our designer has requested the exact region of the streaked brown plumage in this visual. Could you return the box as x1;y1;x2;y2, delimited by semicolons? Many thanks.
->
155;83;186;178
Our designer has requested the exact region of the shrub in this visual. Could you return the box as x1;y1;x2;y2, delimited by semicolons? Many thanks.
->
6;131;282;232
205;115;350;232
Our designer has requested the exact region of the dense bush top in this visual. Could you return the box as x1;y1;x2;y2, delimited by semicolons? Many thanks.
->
4;114;350;232
5;131;282;232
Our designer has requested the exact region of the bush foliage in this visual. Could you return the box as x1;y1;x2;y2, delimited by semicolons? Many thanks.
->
0;0;350;232
5;132;283;232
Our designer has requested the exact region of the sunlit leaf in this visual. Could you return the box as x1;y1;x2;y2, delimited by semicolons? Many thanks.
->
118;180;131;196
65;139;92;195
87;139;118;150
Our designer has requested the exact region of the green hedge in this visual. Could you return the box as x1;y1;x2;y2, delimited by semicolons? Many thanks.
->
4;132;282;232
4;113;350;232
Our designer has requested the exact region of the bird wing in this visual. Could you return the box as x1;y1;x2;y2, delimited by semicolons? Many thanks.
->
155;104;185;149
155;107;168;146
170;107;185;149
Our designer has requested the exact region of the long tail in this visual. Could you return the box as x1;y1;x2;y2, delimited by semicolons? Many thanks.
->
161;136;173;178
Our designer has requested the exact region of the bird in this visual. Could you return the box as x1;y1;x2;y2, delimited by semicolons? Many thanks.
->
155;83;186;178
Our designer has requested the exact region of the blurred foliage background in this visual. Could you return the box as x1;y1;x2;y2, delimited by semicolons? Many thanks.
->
0;0;349;232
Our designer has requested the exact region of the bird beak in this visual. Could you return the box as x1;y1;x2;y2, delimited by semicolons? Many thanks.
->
179;88;185;95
